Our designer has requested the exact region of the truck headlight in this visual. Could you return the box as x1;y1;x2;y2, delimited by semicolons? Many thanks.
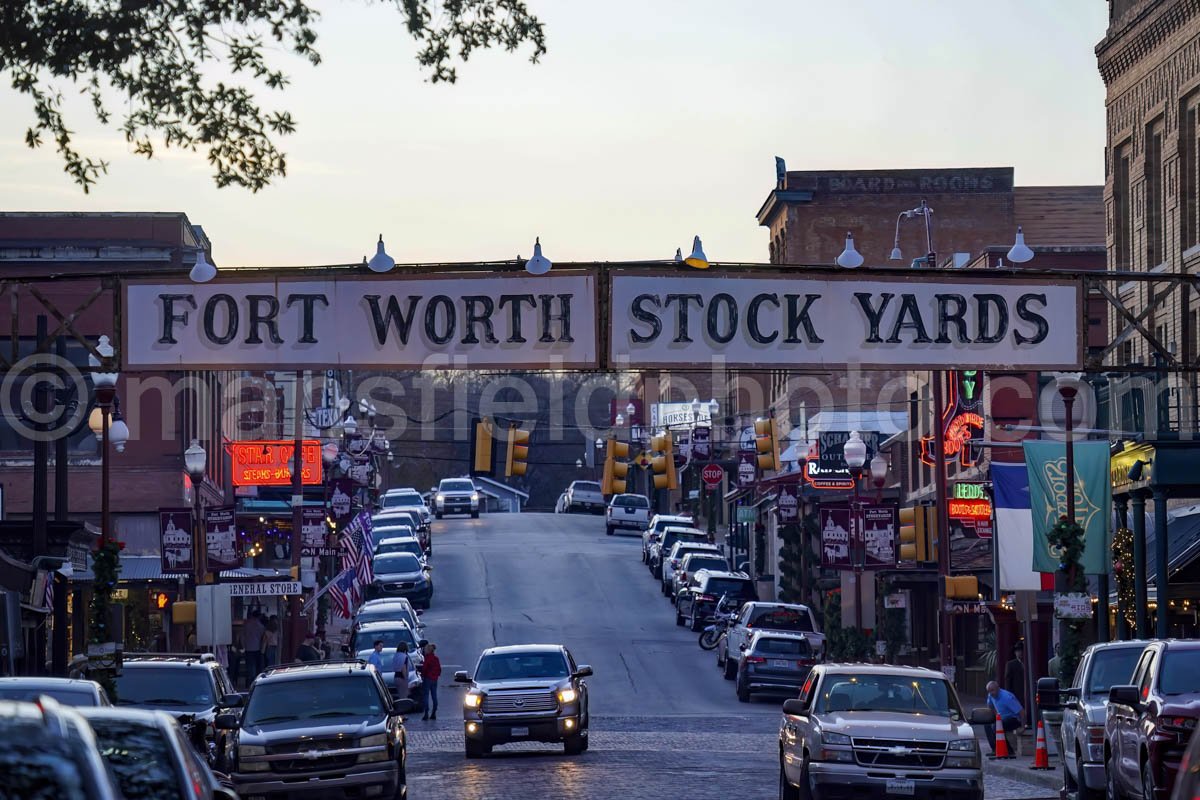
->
471;492;479;502
359;733;391;762
947;738;977;752
558;688;578;704
946;738;980;768
436;494;445;504
238;744;268;772
821;732;851;746
464;692;482;709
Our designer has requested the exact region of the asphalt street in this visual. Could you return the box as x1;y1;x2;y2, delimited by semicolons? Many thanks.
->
403;511;1054;800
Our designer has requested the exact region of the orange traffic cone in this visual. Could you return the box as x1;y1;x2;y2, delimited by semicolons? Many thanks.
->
1031;719;1051;769
991;713;1013;759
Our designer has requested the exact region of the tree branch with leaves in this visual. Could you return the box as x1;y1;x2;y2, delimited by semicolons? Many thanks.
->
0;0;546;192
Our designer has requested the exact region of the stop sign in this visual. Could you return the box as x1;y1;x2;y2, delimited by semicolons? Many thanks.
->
701;463;724;489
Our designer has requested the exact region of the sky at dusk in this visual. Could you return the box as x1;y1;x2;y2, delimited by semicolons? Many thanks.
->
0;0;1109;268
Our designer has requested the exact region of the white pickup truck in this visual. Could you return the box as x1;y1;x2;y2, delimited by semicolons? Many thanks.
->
605;494;650;535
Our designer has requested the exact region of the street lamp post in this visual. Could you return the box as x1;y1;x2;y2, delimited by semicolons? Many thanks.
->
184;440;208;589
87;336;121;546
844;431;868;632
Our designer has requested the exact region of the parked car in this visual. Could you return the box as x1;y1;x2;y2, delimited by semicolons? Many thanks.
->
81;706;235;800
435;477;481;518
217;659;417;799
1057;640;1147;800
605;493;650;535
113;653;243;770
675;569;757;631
0;697;123;800
555;492;570;514
373;535;428;565
1169;716;1200;800
564;480;605;514
642;514;694;564
1106;640;1200;800
718;602;825;679
672;551;730;597
734;631;816;703
372;510;429;552
779;664;991;800
456;644;592;757
368;552;434;607
381;487;433;526
660;541;722;597
649;526;709;579
354;598;426;635
350;620;425;698
0;677;111;707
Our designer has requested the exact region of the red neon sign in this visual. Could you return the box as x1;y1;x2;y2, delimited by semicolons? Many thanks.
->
231;440;323;486
948;499;992;520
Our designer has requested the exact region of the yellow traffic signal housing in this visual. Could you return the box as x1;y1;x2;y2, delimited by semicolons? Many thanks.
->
650;432;678;491
754;416;781;472
473;418;494;475
944;575;979;600
601;439;631;495
898;505;937;564
505;424;530;477
471;417;495;476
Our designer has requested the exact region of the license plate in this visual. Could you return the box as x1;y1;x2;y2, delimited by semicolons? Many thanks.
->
772;659;791;668
510;726;529;737
885;779;915;796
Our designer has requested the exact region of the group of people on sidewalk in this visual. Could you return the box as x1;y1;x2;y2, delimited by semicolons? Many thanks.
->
367;640;443;720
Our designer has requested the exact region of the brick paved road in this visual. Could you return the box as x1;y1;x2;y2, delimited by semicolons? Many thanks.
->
402;513;1055;799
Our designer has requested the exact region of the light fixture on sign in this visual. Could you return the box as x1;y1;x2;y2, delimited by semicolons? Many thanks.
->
683;236;709;270
836;232;864;268
525;237;552;275
189;249;217;283
674;248;683;263
367;235;395;273
1007;226;1034;264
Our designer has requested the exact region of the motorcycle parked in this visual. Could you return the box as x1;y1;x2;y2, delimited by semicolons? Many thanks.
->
698;595;738;651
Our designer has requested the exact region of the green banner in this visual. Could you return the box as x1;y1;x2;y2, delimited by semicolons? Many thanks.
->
1023;440;1112;575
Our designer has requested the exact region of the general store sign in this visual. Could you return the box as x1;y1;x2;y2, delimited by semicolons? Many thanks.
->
228;581;301;597
122;271;1082;372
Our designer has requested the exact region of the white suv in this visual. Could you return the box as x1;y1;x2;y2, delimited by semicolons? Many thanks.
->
718;602;824;680
605;494;650;535
660;541;722;597
641;514;694;563
435;478;480;518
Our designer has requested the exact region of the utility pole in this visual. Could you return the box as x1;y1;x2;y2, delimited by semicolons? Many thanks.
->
52;336;69;675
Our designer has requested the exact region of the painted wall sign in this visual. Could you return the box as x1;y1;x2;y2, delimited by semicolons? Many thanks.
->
819;505;853;570
204;505;240;571
610;273;1080;370
159;508;194;575
230;440;323;487
124;273;598;370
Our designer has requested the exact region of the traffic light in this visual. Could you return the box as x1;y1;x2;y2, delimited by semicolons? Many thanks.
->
155;592;171;611
290;565;301;581
898;504;937;565
505;423;530;477
471;417;495;476
601;438;631;495
944;575;979;600
650;431;678;491
754;415;781;472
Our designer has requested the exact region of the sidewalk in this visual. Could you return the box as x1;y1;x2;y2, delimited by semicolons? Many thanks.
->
960;692;1063;791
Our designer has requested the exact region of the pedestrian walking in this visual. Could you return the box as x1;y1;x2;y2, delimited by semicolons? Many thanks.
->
263;616;280;667
242;611;265;686
1005;641;1027;730
420;642;442;720
392;642;413;701
986;680;1024;756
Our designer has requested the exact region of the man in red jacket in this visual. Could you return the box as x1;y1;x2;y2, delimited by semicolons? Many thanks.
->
420;642;442;720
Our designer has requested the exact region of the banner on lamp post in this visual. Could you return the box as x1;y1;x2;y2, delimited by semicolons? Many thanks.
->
693;426;711;460
1023;440;1113;575
737;450;757;488
820;505;853;570
159;508;194;575
301;507;336;557
778;484;800;522
204;505;240;571
329;478;355;526
861;503;898;570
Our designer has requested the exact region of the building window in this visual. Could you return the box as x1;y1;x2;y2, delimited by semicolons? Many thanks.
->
1184;95;1200;252
1114;141;1133;269
1121;340;1134;366
1146;119;1164;267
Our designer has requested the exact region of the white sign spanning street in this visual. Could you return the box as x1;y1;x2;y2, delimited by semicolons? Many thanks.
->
609;272;1081;371
122;268;1084;371
124;273;597;370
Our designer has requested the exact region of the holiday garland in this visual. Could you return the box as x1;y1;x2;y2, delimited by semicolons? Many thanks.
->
88;538;124;700
1046;515;1086;683
1112;527;1135;630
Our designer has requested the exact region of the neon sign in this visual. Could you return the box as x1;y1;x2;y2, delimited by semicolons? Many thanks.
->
920;371;984;467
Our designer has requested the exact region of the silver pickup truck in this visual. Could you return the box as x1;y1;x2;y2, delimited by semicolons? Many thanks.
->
779;664;991;800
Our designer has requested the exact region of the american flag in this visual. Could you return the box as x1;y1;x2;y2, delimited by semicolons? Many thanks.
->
346;512;374;587
328;569;357;619
44;573;54;610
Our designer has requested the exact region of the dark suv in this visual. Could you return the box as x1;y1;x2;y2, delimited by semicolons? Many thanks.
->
1106;640;1200;800
113;653;242;768
456;644;592;758
217;660;417;800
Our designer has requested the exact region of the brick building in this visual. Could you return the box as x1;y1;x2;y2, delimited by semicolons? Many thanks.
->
1097;0;1200;432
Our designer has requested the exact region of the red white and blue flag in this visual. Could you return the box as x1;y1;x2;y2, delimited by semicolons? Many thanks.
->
338;512;374;607
328;569;357;619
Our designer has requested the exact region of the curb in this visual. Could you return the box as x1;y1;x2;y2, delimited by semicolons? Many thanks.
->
983;756;1063;790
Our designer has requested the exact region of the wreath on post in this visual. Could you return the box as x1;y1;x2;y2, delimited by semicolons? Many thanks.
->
88;538;124;699
1045;514;1086;682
